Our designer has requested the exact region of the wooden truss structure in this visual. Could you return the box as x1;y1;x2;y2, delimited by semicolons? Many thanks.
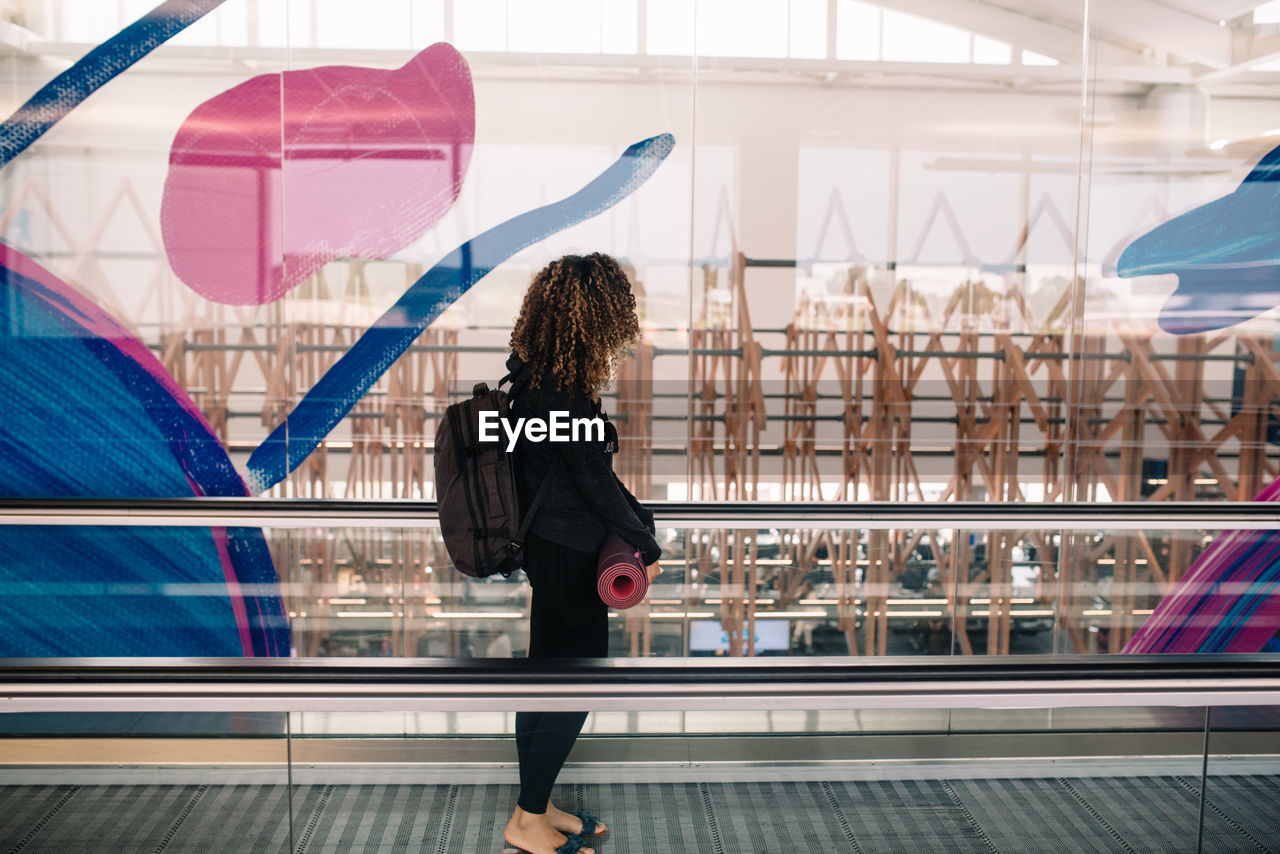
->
687;254;1280;657
94;253;1280;658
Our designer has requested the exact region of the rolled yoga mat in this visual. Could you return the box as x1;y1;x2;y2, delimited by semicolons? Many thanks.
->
597;532;648;609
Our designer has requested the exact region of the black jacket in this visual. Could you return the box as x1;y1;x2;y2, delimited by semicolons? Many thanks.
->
505;352;662;565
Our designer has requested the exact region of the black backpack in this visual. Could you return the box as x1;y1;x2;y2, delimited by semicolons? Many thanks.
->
433;366;551;578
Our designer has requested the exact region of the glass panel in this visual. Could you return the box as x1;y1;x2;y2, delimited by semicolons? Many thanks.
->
0;521;1277;659
285;706;1223;850
6;0;1279;526
953;529;1055;655
278;702;1218;849
0;2;293;656
4;0;1280;844
1204;705;1280;849
0;696;1245;849
2;1;1280;659
264;0;695;505
1077;3;1280;509
0;694;1245;848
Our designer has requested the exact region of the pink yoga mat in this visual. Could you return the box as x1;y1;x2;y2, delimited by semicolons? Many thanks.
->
597;532;648;609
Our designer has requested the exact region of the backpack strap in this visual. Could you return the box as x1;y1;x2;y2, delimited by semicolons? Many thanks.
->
502;360;558;556
509;451;561;555
499;362;534;397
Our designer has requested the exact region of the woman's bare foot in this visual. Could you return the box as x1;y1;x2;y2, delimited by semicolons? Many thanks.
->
504;806;595;854
546;800;608;837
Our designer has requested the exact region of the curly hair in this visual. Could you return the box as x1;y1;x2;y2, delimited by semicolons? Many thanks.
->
510;253;641;401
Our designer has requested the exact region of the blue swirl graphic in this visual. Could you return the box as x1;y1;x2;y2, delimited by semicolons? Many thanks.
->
1117;143;1280;335
0;0;225;169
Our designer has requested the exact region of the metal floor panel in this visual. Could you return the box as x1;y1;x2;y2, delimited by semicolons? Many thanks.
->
1;776;1276;853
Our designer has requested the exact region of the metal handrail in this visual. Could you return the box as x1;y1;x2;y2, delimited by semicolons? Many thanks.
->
0;497;1277;529
2;655;1279;713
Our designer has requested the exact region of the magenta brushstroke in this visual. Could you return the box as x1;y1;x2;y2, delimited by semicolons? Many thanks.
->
211;523;253;656
1123;477;1280;654
160;42;474;306
0;245;217;445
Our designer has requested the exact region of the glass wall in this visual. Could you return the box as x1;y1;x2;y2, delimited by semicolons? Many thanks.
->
2;1;1280;657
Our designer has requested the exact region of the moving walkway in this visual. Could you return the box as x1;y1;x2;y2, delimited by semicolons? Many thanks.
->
1;500;1277;853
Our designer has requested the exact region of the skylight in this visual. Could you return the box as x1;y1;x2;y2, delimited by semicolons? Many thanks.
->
882;10;971;64
1255;1;1280;24
1021;50;1059;67
836;0;1019;65
40;0;1048;68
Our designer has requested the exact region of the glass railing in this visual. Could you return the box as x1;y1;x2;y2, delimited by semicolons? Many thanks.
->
1;656;1278;853
5;499;1275;850
2;498;1279;659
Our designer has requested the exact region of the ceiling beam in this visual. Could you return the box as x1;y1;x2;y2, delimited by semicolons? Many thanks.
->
1197;29;1280;83
13;41;1193;87
869;0;1084;61
1027;0;1233;68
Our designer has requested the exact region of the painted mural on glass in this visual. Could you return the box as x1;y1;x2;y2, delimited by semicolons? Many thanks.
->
0;0;672;656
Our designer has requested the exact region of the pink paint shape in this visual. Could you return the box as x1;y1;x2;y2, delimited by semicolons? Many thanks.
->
160;43;474;306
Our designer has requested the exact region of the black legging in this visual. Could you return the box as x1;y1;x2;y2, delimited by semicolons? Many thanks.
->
516;531;608;815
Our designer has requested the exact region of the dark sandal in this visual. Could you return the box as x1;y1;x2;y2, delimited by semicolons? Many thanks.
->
504;832;591;854
571;809;609;838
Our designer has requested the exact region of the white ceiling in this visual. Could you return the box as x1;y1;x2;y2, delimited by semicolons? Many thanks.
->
889;0;1274;70
1155;0;1267;22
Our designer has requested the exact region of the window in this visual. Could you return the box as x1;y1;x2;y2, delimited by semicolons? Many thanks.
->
44;0;1035;67
602;0;639;54
1255;1;1280;24
882;9;969;64
973;35;1011;65
509;0;603;54
454;0;507;52
314;0;416;50
646;0;694;55
1021;50;1059;66
697;0;789;59
836;0;880;61
789;0;826;59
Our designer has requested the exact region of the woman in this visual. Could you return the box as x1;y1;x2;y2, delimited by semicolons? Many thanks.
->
501;253;662;854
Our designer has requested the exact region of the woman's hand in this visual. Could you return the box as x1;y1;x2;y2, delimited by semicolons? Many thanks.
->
645;561;662;583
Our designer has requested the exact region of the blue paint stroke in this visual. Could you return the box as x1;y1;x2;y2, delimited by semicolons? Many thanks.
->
0;248;288;656
247;132;676;493
1117;143;1280;335
0;0;226;170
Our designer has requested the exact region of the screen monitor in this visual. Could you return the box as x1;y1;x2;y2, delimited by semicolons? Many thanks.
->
689;620;790;655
